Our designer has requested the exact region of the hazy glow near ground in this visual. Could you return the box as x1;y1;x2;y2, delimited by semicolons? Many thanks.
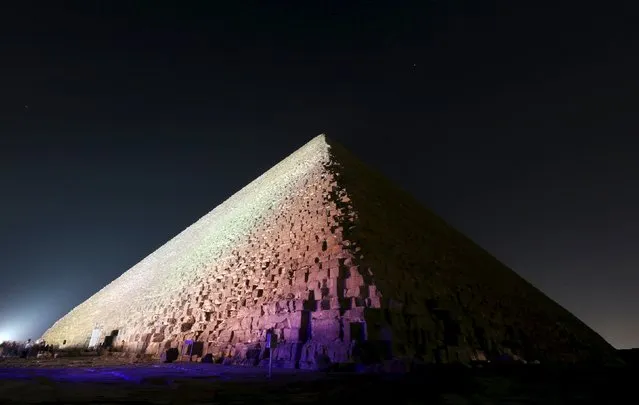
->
0;322;24;343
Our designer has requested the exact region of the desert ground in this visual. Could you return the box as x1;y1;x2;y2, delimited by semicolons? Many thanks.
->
0;355;638;404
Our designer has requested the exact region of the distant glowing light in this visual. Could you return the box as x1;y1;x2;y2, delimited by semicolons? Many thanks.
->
0;320;29;343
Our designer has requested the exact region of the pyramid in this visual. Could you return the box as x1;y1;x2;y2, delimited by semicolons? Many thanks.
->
42;134;615;367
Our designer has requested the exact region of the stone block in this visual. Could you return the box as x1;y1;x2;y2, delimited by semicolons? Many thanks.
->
283;328;300;342
287;311;303;328
312;319;341;341
312;309;340;320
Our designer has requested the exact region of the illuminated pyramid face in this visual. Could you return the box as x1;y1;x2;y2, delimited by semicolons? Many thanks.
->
43;134;615;367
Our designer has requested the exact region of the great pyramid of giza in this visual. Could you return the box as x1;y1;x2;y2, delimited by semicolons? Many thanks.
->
42;134;616;367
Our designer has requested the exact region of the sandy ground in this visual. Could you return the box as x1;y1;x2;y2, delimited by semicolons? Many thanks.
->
0;357;637;404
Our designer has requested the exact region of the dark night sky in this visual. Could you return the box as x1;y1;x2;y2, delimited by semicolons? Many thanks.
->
1;1;638;348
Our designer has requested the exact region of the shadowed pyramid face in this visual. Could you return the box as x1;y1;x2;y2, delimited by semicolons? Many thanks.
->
42;134;615;367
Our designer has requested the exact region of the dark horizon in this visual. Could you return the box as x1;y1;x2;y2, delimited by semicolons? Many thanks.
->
1;2;638;349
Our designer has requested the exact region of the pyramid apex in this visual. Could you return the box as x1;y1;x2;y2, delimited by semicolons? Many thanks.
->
308;133;339;149
311;133;329;144
293;133;333;155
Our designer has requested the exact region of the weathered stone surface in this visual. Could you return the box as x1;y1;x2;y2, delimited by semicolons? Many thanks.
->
41;134;616;367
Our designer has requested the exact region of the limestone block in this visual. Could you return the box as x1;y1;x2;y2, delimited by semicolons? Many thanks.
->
293;299;306;311
312;309;340;321
287;311;303;328
367;295;382;308
345;277;363;291
227;319;242;331
218;330;232;343
312;318;341;341
240;316;252;330
283;328;300;342
317;269;329;281
342;307;365;320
